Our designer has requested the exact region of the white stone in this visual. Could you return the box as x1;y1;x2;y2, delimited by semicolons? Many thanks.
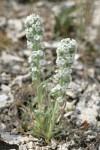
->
0;132;30;145
27;141;34;149
1;84;11;93
0;94;14;108
7;19;23;42
1;52;24;63
58;143;68;150
7;19;23;32
19;144;27;150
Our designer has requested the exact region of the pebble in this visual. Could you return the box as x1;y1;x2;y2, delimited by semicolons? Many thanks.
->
73;61;83;70
87;68;95;78
0;123;6;130
0;132;30;146
7;18;24;41
51;139;57;149
23;50;31;57
87;135;96;140
77;148;83;150
1;52;24;63
65;102;75;111
19;145;27;150
70;115;77;123
95;100;100;106
44;41;60;49
27;141;34;149
0;94;8;101
58;143;68;150
0;94;14;108
1;84;11;93
66;89;77;99
74;109;81;115
66;80;88;99
7;19;23;32
64;111;73;118
96;127;100;132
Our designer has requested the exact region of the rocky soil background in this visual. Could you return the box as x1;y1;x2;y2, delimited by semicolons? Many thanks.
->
0;0;100;149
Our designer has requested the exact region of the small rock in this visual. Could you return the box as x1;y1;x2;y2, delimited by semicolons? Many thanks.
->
1;52;24;63
0;123;6;131
66;80;87;98
51;139;57;149
19;144;27;150
28;135;39;142
95;100;100;106
0;94;14;108
23;50;31;57
65;102;75;111
12;65;22;72
27;141;34;149
7;19;23;32
74;109;81;115
96;127;100;132
66;89;77;99
58;143;68;150
87;135;96;140
70;115;77;123
64;111;73;118
10;75;24;87
0;94;8;101
75;79;89;92
87;68;95;78
44;41;60;49
73;61;83;70
7;19;23;42
1;84;11;93
0;132;30;145
77;148;83;150
17;31;25;39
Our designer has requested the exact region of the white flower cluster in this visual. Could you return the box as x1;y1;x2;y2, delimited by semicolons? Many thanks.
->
56;38;77;67
51;38;77;94
50;84;62;93
28;50;44;63
25;14;46;82
25;14;44;45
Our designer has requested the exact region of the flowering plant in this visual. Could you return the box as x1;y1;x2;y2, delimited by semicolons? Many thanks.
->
25;14;77;143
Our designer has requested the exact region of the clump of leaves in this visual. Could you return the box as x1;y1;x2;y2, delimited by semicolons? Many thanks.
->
55;5;76;38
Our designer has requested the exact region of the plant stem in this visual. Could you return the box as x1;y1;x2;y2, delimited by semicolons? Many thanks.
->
47;100;59;141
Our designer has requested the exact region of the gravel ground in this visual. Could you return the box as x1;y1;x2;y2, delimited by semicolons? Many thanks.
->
0;0;100;149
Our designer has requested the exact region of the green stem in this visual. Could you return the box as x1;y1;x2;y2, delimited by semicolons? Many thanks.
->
47;100;59;141
33;41;43;111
